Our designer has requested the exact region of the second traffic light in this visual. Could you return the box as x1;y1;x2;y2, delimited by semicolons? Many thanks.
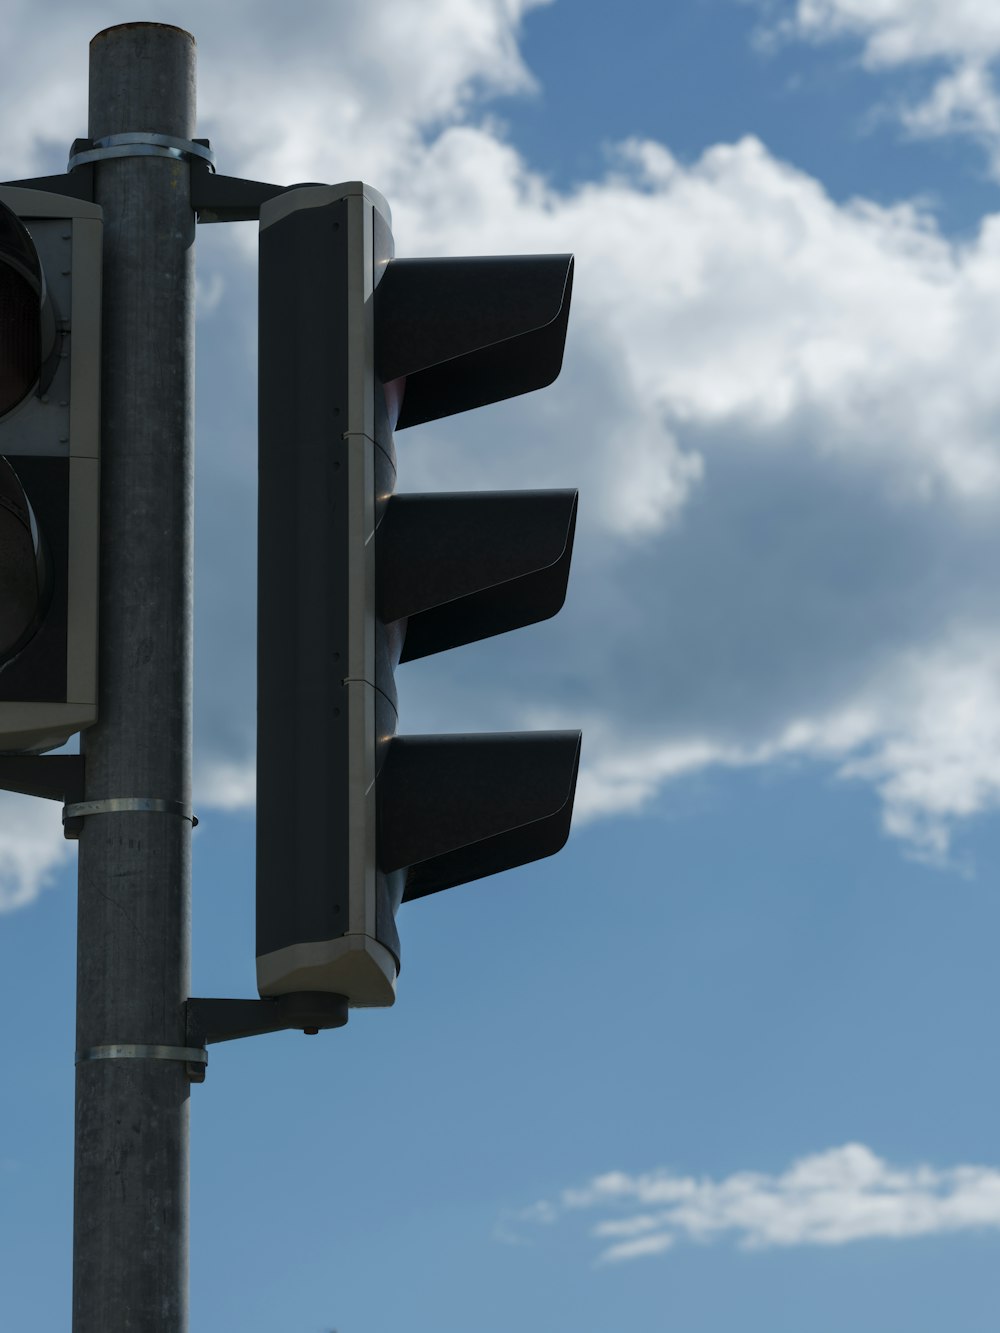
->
257;183;580;1007
0;185;101;754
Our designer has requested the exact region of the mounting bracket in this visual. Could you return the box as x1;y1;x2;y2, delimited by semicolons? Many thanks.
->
183;992;349;1083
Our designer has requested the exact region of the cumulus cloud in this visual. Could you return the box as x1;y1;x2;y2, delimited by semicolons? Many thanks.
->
389;132;1000;869
571;627;1000;866
5;2;1000;906
0;792;71;912
773;0;1000;174
197;0;552;192
0;0;552;181
786;0;1000;67
503;1143;1000;1263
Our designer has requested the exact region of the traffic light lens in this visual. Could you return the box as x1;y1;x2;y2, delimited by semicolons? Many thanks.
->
0;206;43;419
0;457;51;666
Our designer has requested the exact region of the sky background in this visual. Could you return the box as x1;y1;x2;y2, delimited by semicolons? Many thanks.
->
2;1;1000;1329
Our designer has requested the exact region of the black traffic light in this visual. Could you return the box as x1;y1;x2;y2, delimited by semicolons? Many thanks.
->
0;185;101;753
257;182;580;1007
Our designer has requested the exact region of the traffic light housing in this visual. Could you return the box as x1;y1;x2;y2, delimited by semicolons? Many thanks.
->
0;185;101;753
257;182;580;1007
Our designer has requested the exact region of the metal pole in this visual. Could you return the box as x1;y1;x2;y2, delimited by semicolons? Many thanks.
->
73;23;196;1331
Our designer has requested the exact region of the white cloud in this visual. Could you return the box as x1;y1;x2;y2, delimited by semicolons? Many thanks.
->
568;629;1000;869
775;0;1000;175
505;1143;1000;1263
7;4;1000;904
388;131;1000;863
396;129;1000;506
900;60;1000;148
788;1;1000;67
197;0;552;192
0;792;70;913
194;758;256;813
0;0;550;184
835;632;1000;861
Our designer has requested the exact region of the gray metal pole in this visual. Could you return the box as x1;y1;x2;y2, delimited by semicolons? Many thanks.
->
73;23;196;1331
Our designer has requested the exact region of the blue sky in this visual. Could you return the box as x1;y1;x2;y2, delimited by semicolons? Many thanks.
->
3;1;1000;1329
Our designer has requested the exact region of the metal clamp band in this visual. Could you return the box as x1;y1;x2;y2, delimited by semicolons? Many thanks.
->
77;1043;207;1066
62;797;198;827
68;133;216;171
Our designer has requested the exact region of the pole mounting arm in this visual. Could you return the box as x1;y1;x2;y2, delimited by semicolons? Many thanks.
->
183;992;349;1083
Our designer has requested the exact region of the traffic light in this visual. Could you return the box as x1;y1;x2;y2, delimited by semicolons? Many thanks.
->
257;182;580;1007
0;185;101;753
